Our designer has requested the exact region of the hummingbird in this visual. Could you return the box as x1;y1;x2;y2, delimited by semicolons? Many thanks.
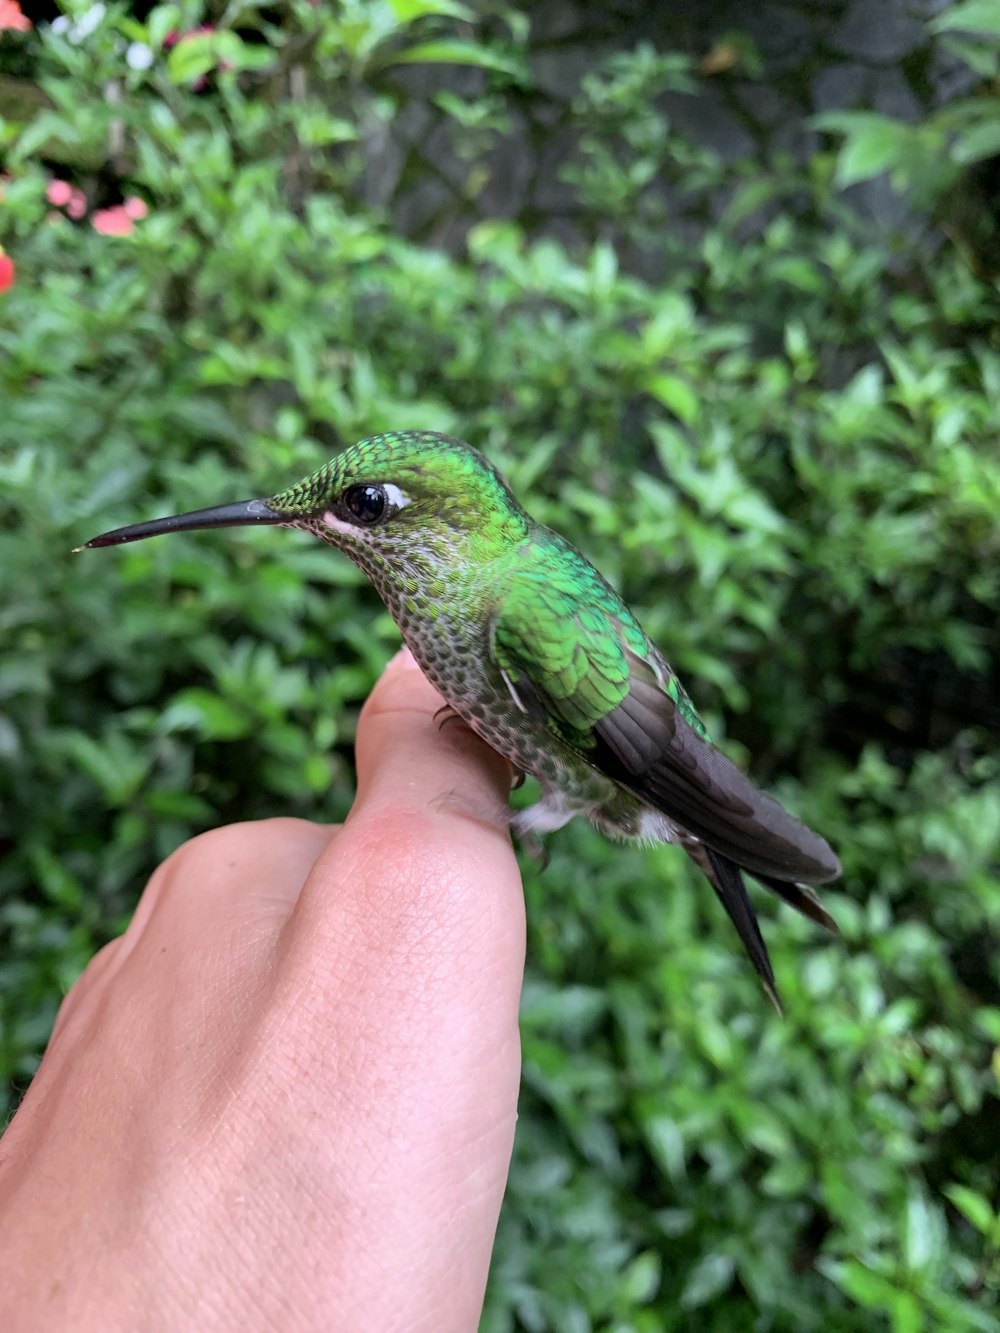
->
79;429;840;1008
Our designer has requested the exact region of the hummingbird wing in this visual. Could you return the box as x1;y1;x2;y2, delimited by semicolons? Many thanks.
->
596;646;840;887
491;559;841;891
491;551;840;1007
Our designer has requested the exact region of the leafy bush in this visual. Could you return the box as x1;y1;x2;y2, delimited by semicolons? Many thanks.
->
1;3;998;1330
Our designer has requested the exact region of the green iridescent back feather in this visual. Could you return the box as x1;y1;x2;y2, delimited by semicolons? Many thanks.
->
491;530;711;750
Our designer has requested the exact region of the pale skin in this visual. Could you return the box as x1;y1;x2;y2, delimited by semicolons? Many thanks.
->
0;648;526;1332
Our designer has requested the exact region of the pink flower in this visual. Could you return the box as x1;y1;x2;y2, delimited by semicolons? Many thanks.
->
47;181;148;236
0;247;15;293
91;206;135;236
0;1;31;34
48;179;88;217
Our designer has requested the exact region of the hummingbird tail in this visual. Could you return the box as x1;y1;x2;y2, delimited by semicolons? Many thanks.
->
751;872;840;935
684;839;782;1012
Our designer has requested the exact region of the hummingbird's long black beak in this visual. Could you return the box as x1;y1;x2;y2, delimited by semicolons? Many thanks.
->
75;498;285;550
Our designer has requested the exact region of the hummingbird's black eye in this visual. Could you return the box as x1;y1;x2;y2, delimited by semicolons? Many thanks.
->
343;484;386;525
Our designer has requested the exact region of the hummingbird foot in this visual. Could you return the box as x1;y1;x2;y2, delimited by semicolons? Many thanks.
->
510;788;578;838
433;703;464;731
510;822;550;869
509;786;585;868
433;704;528;798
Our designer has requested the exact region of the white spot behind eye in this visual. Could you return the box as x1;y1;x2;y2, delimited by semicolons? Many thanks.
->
321;510;353;535
383;483;411;511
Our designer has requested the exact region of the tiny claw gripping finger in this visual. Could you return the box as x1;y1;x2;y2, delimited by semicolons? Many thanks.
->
433;703;464;731
511;823;549;869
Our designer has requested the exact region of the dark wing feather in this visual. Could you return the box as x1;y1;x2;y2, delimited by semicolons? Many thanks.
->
592;649;841;886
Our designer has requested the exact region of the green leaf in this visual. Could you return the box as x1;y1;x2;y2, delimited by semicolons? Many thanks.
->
387;0;474;20
820;1258;899;1311
648;373;699;424
61;731;151;805
147;3;181;50
761;1158;813;1197
160;689;250;741
621;1251;661;1303
903;1189;946;1274
932;0;1000;39
642;1114;686;1182
28;845;83;911
943;1184;994;1236
834;117;908;187
952;117;1000;165
166;35;219;85
681;1254;734;1309
387;40;523;78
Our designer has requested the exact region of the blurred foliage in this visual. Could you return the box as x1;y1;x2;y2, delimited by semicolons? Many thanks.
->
817;2;1000;198
1;2;999;1330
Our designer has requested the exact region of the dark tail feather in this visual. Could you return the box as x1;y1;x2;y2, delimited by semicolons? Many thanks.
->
688;842;782;1013
752;872;840;934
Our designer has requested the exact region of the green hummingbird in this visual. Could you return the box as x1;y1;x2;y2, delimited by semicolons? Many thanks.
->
79;429;840;1007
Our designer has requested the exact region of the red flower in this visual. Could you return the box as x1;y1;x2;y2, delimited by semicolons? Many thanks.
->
0;1;31;33
0;248;15;293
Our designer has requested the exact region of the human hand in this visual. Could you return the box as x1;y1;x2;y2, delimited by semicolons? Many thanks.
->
0;648;525;1332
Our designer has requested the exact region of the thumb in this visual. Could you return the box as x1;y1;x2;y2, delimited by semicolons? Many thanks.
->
277;646;525;1332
